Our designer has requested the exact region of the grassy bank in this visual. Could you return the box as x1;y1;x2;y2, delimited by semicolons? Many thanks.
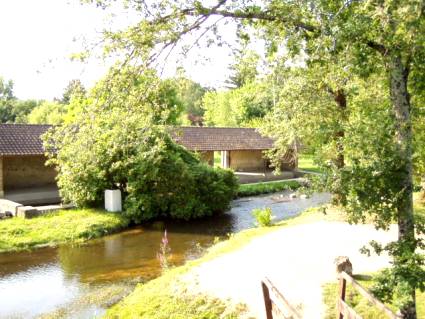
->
322;274;425;318
298;154;322;173
238;179;301;197
105;267;245;319
0;209;129;253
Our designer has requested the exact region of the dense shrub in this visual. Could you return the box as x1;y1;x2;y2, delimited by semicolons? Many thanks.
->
124;136;238;222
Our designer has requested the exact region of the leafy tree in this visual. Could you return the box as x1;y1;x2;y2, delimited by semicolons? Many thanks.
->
203;81;273;127
261;61;355;172
12;99;42;123
225;46;260;89
44;66;238;221
0;77;41;123
173;71;208;125
0;77;16;123
59;79;87;105
27;101;67;125
85;0;425;316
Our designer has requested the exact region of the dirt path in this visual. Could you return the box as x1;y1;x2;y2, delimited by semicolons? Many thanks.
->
183;221;398;318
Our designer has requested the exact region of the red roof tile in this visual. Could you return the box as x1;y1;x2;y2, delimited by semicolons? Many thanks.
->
0;124;274;156
171;127;274;151
0;124;51;156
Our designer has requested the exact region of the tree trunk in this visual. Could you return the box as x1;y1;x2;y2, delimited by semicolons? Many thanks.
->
333;89;347;170
329;88;347;205
389;55;417;319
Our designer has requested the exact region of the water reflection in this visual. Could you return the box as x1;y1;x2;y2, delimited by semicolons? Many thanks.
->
0;264;80;318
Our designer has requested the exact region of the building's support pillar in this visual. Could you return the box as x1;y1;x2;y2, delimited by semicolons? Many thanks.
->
200;151;214;166
0;157;4;198
221;150;230;168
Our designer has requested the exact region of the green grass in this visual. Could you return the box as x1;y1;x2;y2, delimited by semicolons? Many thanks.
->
237;180;301;197
414;192;425;219
322;274;425;318
0;209;129;253
105;271;245;319
298;154;322;173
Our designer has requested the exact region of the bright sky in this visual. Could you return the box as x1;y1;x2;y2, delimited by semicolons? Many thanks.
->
0;1;236;100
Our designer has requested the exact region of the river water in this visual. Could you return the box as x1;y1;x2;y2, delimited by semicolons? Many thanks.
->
0;191;330;319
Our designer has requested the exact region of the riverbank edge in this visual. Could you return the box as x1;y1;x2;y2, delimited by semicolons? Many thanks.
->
104;204;340;319
0;208;130;254
237;179;302;197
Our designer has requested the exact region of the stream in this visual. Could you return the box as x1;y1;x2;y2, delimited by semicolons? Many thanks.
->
0;191;330;319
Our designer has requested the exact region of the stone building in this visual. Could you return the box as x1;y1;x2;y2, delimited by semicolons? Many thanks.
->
0;124;59;204
0;124;297;204
171;126;297;172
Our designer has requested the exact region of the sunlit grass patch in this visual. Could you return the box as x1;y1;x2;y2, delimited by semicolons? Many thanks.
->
298;154;322;173
322;274;425;319
0;209;129;253
238;180;301;197
105;266;246;319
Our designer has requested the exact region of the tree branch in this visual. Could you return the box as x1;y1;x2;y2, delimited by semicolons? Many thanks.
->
195;7;317;33
366;40;387;55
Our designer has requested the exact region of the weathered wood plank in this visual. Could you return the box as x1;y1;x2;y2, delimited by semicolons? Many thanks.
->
338;276;347;319
262;281;273;319
262;277;302;319
339;271;401;319
338;299;363;319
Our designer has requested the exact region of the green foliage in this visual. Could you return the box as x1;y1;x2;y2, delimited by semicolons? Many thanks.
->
225;47;260;89
0;76;87;124
10;99;42;123
203;81;273;127
45;67;238;223
0;77;41;123
252;207;273;227
260;65;352;170
297;154;322;174
27;101;68;125
0;76;15;123
173;70;208;124
59;79;86;105
238;180;301;197
0;209;129;253
124;135;238;222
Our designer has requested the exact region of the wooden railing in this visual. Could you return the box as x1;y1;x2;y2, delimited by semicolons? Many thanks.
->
337;271;402;319
261;277;302;319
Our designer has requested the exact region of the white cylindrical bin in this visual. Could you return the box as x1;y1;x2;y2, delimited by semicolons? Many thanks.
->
105;189;122;212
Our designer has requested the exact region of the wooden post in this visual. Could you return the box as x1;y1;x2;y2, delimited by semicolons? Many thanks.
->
261;281;273;319
338;275;347;319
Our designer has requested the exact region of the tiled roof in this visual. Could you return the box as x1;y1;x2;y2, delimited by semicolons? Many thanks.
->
0;124;274;156
0;124;51;156
171;127;274;151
